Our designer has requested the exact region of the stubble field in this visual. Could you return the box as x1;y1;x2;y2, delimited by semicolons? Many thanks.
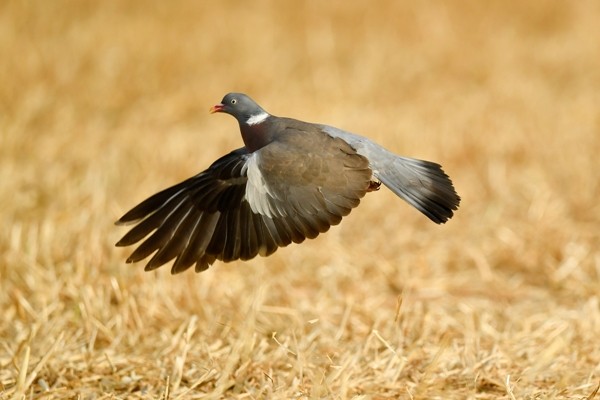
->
1;1;600;398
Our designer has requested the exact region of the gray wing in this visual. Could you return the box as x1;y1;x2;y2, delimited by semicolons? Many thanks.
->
116;135;372;274
244;127;372;221
321;125;460;223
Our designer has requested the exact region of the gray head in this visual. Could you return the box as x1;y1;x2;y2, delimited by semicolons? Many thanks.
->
210;93;269;126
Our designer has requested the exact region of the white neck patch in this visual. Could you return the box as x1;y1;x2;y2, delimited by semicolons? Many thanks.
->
246;112;269;126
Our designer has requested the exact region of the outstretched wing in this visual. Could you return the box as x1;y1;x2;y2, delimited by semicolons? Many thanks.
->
116;133;372;274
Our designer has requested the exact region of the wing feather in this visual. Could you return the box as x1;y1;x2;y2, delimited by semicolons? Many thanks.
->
116;126;373;273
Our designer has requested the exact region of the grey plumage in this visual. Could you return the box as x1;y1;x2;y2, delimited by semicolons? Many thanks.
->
116;93;460;274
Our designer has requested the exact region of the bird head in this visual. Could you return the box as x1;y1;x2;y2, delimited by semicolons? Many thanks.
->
210;93;269;126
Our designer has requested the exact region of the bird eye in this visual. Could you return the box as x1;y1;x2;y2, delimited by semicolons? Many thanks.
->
231;99;237;105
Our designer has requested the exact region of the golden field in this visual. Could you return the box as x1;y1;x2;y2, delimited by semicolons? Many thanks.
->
1;1;600;398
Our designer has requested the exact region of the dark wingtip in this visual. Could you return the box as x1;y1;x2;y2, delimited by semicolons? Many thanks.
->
171;266;185;275
115;218;134;226
144;263;161;272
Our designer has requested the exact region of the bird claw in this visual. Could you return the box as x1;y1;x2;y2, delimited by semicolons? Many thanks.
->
367;180;381;192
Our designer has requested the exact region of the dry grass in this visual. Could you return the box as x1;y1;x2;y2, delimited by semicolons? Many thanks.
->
2;0;600;398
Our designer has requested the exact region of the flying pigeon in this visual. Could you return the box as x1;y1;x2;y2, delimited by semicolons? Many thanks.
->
116;93;460;274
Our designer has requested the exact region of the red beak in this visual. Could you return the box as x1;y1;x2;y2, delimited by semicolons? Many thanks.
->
209;104;224;114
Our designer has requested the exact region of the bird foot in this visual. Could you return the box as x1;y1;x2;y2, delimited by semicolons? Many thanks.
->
367;180;381;192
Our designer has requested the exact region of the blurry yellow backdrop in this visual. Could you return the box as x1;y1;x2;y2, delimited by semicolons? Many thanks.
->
1;1;599;398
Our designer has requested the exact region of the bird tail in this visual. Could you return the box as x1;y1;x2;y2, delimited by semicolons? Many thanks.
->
375;156;460;224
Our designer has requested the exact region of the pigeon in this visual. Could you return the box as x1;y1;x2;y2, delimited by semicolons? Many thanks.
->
116;93;460;274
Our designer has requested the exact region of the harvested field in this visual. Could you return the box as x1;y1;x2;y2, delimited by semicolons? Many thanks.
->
1;1;600;398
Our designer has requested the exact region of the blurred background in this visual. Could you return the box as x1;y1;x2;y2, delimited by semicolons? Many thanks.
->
1;0;599;398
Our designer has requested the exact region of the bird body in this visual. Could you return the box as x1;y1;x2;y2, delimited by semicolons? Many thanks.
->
116;93;460;274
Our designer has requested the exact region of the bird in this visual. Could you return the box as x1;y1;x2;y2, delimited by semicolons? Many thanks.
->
116;93;460;274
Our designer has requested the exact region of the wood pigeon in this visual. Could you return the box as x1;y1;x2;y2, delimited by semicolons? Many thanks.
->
116;93;460;274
